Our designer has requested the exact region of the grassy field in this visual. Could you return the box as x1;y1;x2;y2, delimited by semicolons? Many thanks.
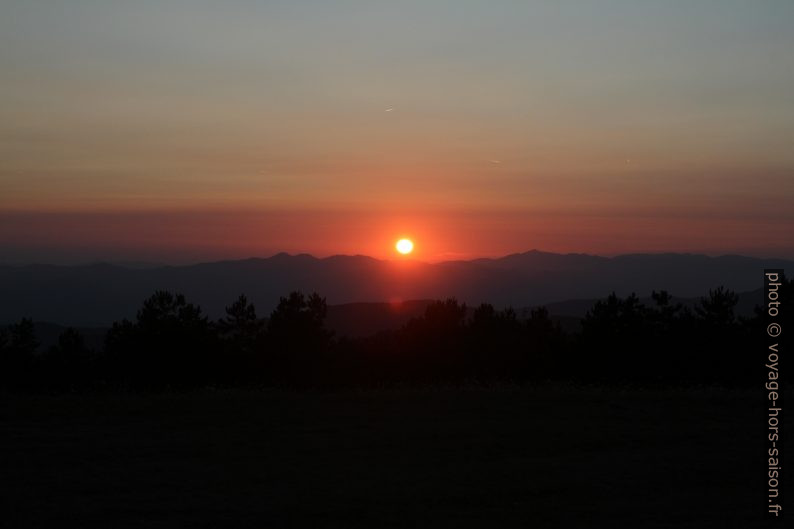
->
0;385;787;528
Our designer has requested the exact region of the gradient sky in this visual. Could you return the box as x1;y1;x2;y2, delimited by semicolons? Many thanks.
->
2;0;793;263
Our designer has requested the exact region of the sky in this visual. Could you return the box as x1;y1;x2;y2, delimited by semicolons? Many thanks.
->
1;0;793;263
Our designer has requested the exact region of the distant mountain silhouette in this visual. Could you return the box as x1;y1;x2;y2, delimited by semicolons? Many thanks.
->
324;300;435;338
0;250;788;326
537;288;764;319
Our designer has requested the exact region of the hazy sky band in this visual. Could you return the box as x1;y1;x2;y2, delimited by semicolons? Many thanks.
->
1;1;793;261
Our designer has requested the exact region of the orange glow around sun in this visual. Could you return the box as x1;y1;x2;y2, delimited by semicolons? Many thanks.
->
395;238;414;255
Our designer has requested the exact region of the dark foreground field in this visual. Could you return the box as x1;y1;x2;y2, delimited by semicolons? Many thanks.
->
1;386;788;528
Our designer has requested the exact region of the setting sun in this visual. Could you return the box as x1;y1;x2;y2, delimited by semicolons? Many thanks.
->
395;238;414;255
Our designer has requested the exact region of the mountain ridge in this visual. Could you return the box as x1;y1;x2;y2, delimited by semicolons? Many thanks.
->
1;250;789;326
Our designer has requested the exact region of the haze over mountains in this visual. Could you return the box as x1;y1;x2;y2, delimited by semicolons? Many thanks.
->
0;250;789;327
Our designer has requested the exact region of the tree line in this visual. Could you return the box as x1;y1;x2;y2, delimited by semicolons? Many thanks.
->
1;278;790;392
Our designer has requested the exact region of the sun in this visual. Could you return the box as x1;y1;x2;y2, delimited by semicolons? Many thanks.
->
395;238;414;255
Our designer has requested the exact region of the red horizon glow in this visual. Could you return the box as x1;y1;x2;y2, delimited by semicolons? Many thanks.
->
2;3;793;265
1;207;793;264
